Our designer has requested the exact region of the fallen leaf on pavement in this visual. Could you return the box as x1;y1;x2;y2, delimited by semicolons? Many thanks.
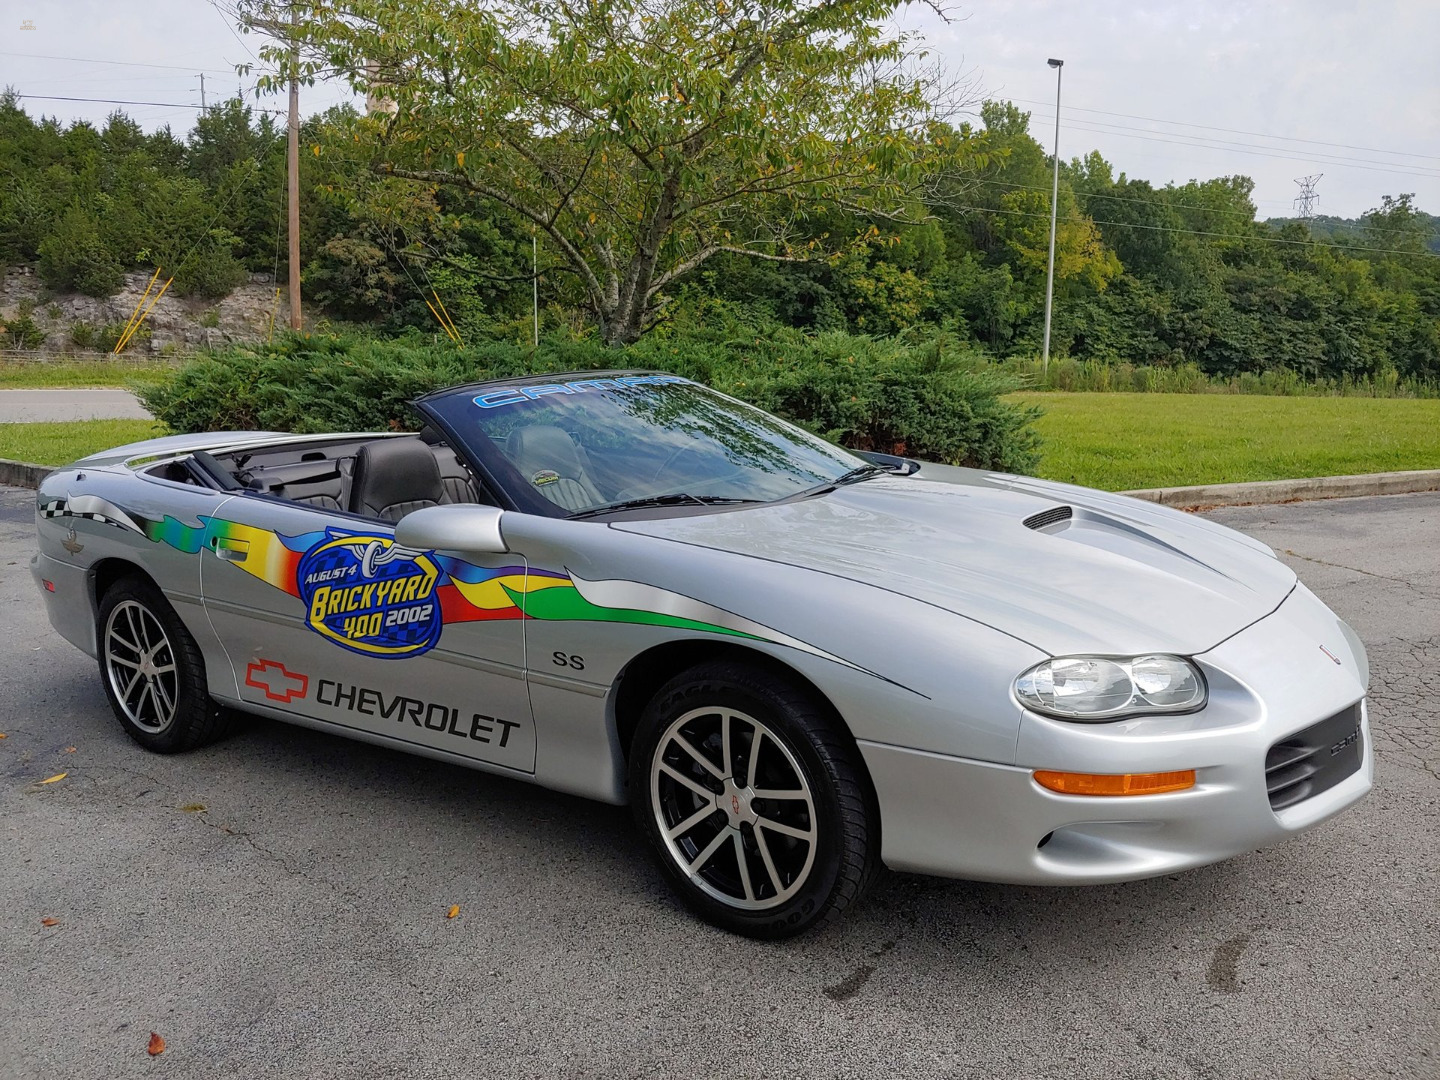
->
41;917;58;927
147;1032;165;1056
0;732;7;738
447;905;460;919
64;746;76;753
180;803;206;813
39;773;67;784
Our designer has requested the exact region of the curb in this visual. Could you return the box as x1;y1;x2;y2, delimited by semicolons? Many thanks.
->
0;457;52;489
1123;469;1440;509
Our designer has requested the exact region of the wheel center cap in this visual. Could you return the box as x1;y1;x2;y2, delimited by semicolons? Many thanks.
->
718;778;757;827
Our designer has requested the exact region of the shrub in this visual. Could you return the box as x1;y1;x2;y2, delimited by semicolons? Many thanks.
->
37;206;124;296
2;310;47;349
172;233;247;300
137;330;1041;471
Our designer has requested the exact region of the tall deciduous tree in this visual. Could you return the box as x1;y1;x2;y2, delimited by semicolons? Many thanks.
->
237;0;977;344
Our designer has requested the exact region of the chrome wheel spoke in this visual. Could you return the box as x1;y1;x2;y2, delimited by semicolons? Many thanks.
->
746;726;763;789
673;732;725;781
721;712;734;778
109;654;141;671
754;824;783;897
755;815;814;842
658;761;717;802
109;630;141;654
751;787;808;802
665;802;719;841
151;676;174;714
733;832;756;902
685;828;731;877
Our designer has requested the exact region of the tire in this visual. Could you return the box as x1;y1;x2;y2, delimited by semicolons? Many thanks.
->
96;575;233;753
629;660;878;939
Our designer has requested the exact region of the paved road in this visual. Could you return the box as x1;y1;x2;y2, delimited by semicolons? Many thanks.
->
0;389;151;422
1;489;1436;1079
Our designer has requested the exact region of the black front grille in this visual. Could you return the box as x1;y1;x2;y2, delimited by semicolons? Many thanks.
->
1023;505;1073;531
1265;703;1364;811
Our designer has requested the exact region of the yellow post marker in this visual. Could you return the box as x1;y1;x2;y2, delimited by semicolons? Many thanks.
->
432;290;463;347
114;277;173;354
424;298;458;344
113;268;162;354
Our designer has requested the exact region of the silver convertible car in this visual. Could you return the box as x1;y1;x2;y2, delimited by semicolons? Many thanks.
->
32;371;1371;937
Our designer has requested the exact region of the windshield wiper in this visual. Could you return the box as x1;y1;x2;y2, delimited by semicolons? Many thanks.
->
797;464;889;500
833;464;889;486
570;493;762;519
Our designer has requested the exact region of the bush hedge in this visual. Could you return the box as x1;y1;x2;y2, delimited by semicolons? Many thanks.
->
137;331;1042;472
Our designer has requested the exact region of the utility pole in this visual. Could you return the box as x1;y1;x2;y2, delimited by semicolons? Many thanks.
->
533;236;539;347
1041;58;1064;382
199;72;206;110
286;4;302;330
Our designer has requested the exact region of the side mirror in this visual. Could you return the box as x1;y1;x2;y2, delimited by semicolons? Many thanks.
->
394;504;508;555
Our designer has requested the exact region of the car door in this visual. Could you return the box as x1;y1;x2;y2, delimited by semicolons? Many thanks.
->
199;490;536;774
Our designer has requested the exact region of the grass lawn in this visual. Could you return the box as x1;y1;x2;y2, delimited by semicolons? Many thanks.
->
0;420;165;465
1018;392;1440;491
0;358;175;389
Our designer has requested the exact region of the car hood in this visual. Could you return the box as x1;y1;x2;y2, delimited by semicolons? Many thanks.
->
610;471;1296;656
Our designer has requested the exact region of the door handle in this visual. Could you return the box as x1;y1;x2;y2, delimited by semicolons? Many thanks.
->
209;536;249;563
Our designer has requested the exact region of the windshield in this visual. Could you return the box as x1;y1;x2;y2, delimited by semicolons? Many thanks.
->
421;374;866;517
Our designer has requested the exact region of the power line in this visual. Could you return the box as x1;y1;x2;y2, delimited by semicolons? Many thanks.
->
1024;112;1440;180
969;177;1427;238
14;93;283;114
1009;97;1440;162
0;50;237;75
953;202;1436;259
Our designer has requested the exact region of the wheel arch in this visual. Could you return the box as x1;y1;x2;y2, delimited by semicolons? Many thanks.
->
612;639;855;762
89;557;159;616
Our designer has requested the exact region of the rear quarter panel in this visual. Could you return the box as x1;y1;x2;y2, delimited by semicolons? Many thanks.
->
36;466;236;691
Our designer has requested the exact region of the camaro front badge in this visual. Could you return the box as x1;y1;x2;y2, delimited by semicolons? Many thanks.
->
1319;645;1342;666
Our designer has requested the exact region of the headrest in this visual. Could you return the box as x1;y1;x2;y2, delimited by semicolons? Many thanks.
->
351;438;444;517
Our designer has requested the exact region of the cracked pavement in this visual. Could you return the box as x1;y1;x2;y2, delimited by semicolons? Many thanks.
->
1;487;1436;1079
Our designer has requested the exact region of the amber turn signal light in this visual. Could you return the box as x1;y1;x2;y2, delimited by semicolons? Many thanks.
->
1033;769;1196;796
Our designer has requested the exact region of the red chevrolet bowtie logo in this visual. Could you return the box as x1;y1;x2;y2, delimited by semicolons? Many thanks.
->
245;659;310;703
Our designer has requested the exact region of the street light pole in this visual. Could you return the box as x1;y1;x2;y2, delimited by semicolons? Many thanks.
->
1041;57;1064;382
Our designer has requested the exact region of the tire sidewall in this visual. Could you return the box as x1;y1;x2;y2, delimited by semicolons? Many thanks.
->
629;665;865;939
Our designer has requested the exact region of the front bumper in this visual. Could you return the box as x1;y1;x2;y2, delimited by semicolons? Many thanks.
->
862;584;1373;885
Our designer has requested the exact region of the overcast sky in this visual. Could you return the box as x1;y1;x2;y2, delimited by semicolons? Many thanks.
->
3;0;1437;221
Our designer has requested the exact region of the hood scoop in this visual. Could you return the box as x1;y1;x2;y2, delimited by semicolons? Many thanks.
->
1022;505;1073;532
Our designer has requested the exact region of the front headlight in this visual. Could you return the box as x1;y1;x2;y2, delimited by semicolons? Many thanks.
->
1014;655;1206;721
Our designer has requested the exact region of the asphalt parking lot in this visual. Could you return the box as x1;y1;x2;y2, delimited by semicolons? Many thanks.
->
1;487;1436;1080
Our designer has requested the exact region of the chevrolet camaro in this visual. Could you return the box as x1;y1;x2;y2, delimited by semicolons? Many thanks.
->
32;371;1372;937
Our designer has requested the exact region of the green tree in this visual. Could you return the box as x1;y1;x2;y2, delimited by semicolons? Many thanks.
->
239;0;974;344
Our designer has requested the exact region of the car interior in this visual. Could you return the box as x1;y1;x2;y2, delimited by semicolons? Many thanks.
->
145;432;494;523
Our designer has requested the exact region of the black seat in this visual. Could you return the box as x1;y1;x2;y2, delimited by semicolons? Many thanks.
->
505;425;605;511
349;438;447;522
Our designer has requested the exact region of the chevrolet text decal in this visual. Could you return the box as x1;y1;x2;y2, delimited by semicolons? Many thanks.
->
472;374;690;409
314;680;521;747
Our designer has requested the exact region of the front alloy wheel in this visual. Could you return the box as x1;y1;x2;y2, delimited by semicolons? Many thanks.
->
631;661;877;938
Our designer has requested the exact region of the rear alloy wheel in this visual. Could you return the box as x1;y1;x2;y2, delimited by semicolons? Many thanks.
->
97;576;233;753
630;661;877;939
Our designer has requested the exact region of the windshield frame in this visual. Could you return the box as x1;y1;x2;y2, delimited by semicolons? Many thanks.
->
413;370;871;521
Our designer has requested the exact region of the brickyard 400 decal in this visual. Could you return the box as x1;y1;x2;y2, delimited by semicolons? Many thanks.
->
40;495;868;670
